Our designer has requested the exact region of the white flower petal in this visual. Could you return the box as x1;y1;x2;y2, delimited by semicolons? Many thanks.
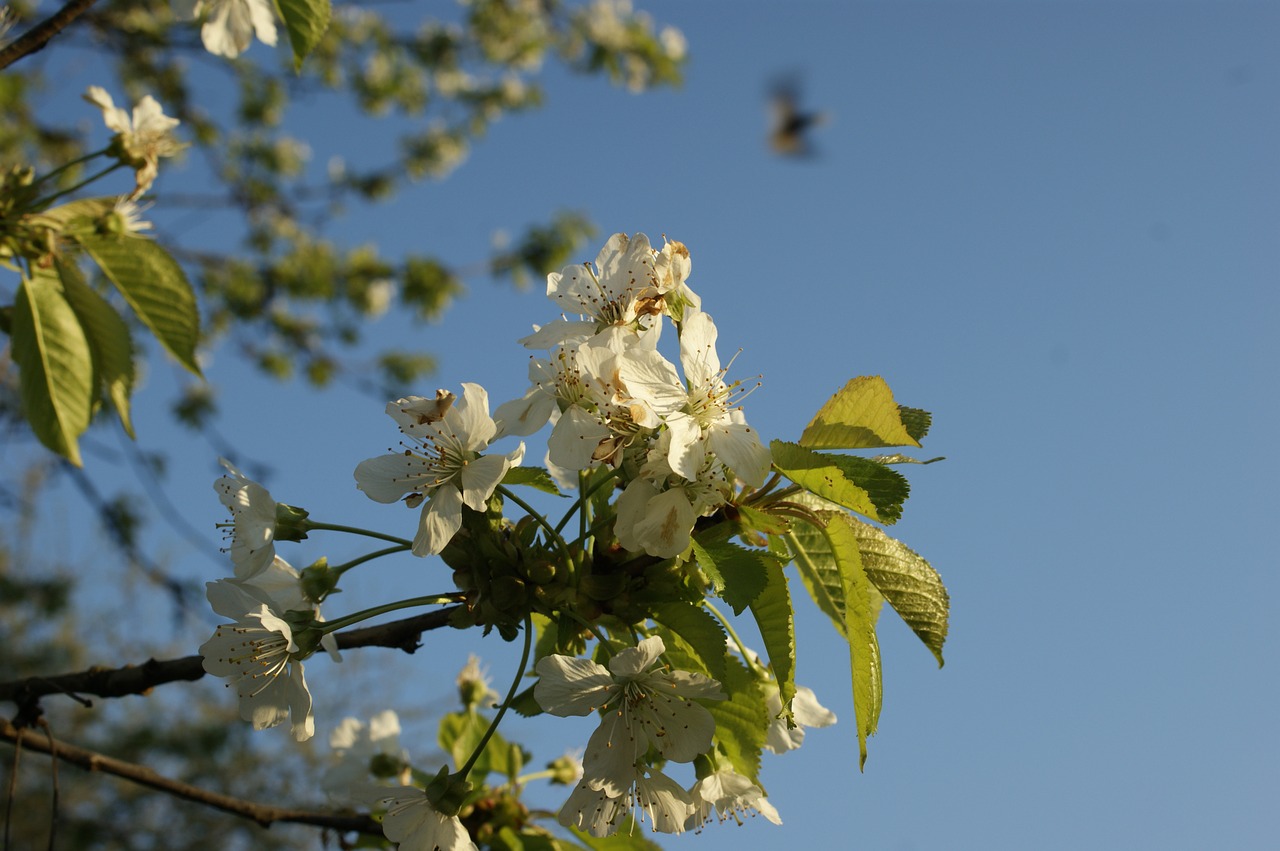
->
534;655;616;716
413;484;464;556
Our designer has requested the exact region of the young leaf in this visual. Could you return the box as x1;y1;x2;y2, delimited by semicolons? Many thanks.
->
502;465;564;495
570;820;663;849
787;513;883;770
650;601;727;682
771;440;910;523
897;405;933;442
800;376;920;449
748;557;796;713
691;537;771;615
56;259;136;438
77;234;201;375
847;518;949;667
277;0;332;70
10;269;94;465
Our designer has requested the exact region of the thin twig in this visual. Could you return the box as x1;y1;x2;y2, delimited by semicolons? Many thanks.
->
0;719;380;834
0;0;102;69
0;607;459;706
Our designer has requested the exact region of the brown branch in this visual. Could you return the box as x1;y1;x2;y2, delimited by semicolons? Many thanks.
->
0;718;381;834
0;0;103;70
0;607;459;708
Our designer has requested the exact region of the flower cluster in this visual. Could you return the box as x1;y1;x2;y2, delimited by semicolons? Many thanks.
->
497;232;770;558
194;230;938;849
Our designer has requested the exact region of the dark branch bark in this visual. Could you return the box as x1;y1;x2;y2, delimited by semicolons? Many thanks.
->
0;0;103;70
0;607;459;708
0;718;381;834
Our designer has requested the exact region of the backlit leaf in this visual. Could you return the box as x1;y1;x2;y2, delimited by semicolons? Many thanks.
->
800;376;920;449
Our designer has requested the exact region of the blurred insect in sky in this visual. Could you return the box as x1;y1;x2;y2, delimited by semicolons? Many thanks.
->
767;74;828;158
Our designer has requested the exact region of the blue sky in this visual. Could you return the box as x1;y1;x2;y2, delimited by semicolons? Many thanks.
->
7;2;1279;849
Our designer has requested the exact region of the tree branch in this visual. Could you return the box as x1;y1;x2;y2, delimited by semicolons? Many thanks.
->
0;0;103;70
0;718;381;834
0;607;459;707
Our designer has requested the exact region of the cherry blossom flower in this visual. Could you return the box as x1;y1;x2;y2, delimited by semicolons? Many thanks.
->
687;766;782;828
622;309;772;489
179;0;278;59
535;636;723;796
355;384;524;556
366;787;478;851
214;459;279;580
322;710;410;800
83;86;182;197
199;577;328;741
764;683;837;754
560;763;694;837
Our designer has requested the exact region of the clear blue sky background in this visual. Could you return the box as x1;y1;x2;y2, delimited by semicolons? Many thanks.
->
7;2;1278;849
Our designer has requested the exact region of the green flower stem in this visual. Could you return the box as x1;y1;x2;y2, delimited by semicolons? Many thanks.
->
566;514;615;551
703;600;766;677
331;544;411;578
554;468;620;534
33;147;112;187
459;613;533;780
305;521;412;547
320;594;461;633
496;485;576;570
31;162;124;209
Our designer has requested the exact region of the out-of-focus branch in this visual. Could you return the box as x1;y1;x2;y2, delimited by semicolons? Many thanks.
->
0;718;380;834
0;607;459;707
0;0;102;69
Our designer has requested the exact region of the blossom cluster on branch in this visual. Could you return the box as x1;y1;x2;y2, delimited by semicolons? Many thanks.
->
191;231;950;849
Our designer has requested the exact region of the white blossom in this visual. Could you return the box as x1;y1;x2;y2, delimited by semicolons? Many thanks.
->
355;384;524;556
764;683;837;754
83;86;182;197
179;0;278;59
367;787;478;851
560;764;694;837
535;636;723;797
214;458;278;580
687;767;782;828
323;710;410;800
199;578;326;741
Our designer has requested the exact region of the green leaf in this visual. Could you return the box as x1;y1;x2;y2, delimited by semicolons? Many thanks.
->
78;235;201;375
800;376;920;449
570;819;663;849
897;405;933;443
747;557;796;713
502;465;564;495
10;269;94;465
787;513;883;770
29;197;116;232
771;440;910;523
276;0;332;70
650;602;726;682
56;259;136;438
783;520;847;639
847;518;949;667
437;710;518;778
691;538;771;615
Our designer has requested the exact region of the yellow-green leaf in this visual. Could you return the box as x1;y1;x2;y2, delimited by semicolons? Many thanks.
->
10;269;94;465
277;0;332;70
771;440;910;523
56;259;136;438
787;513;883;770
847;518;949;667
800;376;920;450
748;557;796;713
78;234;201;375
